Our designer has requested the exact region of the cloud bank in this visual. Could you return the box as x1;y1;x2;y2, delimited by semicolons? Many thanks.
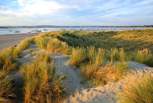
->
0;0;153;26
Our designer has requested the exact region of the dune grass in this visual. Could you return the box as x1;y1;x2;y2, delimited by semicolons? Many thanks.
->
0;47;17;72
20;53;65;103
34;36;49;49
0;76;14;102
58;30;153;51
61;30;153;67
69;47;87;67
74;47;128;85
13;37;33;57
47;38;69;54
81;62;128;85
118;72;153;103
134;48;153;67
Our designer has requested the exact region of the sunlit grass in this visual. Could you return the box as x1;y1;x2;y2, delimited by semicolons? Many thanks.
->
34;36;49;49
118;72;153;103
20;53;65;103
13;37;33;57
134;48;153;66
0;69;15;102
69;47;87;67
47;38;69;54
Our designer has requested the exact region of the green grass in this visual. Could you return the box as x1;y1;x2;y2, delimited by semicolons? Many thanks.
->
118;72;153;103
58;30;153;51
58;30;153;66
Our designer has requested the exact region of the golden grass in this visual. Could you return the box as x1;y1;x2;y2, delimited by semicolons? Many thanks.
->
69;47;87;66
118;72;153;103
0;47;17;72
13;37;33;57
134;48;153;66
20;53;65;103
80;47;128;85
47;38;69;54
81;63;128;85
34;36;49;49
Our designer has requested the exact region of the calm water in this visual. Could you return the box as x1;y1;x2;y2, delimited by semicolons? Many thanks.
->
0;27;152;35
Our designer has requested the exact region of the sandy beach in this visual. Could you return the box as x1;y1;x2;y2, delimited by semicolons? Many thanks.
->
0;34;36;50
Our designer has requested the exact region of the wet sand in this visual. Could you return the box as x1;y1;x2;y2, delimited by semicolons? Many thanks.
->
0;34;36;50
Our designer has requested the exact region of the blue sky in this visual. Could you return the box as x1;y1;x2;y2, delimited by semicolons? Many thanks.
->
0;0;153;26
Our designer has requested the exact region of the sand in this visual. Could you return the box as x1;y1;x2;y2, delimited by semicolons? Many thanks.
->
0;33;36;50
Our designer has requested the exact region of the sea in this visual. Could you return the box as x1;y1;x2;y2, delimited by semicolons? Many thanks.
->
0;26;152;35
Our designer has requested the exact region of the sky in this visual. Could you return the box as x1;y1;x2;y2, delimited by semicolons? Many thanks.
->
0;0;153;26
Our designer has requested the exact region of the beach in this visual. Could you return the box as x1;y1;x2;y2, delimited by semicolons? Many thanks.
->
0;34;36;50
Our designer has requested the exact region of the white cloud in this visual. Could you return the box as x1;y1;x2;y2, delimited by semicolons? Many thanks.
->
0;0;65;17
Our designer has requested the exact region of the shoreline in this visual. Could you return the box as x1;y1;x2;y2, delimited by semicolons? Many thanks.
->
0;33;36;50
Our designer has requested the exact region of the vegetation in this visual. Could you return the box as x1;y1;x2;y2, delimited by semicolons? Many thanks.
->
47;38;69;54
13;37;33;57
134;48;153;67
69;47;87;67
59;30;153;67
118;72;153;103
58;30;153;51
34;36;49;49
20;53;65;103
68;47;128;85
1;29;153;102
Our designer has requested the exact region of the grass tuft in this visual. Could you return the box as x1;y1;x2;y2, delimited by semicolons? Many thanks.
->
118;72;153;103
20;53;64;103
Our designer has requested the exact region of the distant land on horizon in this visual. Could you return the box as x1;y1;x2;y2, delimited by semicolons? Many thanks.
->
0;25;153;28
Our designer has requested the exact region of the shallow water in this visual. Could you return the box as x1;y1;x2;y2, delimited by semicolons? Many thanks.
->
0;27;152;35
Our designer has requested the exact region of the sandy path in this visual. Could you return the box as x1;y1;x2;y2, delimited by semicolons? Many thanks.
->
53;55;87;95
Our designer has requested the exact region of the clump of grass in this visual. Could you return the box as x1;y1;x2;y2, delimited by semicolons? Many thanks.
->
0;70;15;102
81;48;128;85
69;47;87;67
110;48;118;64
81;63;128;86
118;72;153;103
20;53;65;103
87;47;105;65
134;48;153;66
13;37;33;57
0;47;16;71
47;38;69;54
95;48;105;66
87;47;97;63
34;36;49;49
